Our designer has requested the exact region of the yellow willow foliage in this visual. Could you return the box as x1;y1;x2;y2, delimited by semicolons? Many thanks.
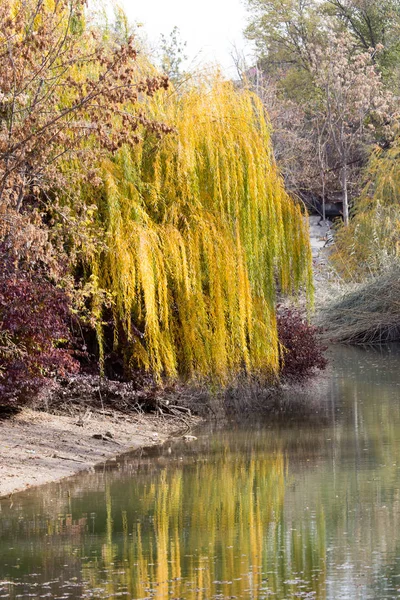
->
92;79;312;381
332;134;400;279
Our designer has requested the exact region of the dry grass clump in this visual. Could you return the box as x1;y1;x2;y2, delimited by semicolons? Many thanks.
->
319;266;400;344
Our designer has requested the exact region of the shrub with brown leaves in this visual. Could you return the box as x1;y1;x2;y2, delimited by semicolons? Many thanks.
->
277;307;327;383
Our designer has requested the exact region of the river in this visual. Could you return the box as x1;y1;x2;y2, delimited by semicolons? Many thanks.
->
1;345;400;599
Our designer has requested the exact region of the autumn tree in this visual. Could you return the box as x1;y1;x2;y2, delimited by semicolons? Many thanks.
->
0;0;170;401
324;0;400;77
85;78;313;383
331;127;400;277
243;0;396;219
245;0;400;86
0;0;169;271
309;33;392;224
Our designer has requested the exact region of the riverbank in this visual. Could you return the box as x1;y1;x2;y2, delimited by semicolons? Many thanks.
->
0;372;330;499
0;407;201;498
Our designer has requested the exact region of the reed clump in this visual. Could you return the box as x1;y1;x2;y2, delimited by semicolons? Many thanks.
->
321;131;400;345
319;266;400;344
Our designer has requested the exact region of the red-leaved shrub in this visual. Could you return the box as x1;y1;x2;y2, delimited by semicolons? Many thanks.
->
0;268;79;405
277;307;327;382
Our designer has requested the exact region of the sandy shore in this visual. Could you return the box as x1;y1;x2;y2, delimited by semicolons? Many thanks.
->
0;407;200;498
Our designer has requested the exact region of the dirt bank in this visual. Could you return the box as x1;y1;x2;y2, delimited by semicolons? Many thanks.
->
0;407;200;498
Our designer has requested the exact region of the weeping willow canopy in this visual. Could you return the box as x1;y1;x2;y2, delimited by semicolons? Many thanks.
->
332;133;400;278
89;79;312;382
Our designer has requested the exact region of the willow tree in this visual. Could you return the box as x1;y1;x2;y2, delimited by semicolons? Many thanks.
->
332;132;400;278
89;79;312;383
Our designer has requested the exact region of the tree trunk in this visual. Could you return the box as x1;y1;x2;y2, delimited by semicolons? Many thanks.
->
341;163;349;226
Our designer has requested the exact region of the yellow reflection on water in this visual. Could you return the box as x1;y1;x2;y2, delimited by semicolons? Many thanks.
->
80;451;326;599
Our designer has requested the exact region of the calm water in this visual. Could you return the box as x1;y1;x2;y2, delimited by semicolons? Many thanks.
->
2;345;400;599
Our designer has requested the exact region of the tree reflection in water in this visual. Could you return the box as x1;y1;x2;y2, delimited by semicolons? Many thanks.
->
3;346;400;598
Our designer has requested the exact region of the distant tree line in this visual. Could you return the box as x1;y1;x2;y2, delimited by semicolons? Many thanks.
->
243;0;399;225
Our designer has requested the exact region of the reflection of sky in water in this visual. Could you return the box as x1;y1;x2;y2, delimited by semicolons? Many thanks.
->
2;345;400;599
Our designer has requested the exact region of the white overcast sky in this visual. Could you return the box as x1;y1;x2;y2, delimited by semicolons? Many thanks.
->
118;0;253;76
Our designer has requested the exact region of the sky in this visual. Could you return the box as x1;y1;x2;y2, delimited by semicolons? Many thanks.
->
119;0;254;77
